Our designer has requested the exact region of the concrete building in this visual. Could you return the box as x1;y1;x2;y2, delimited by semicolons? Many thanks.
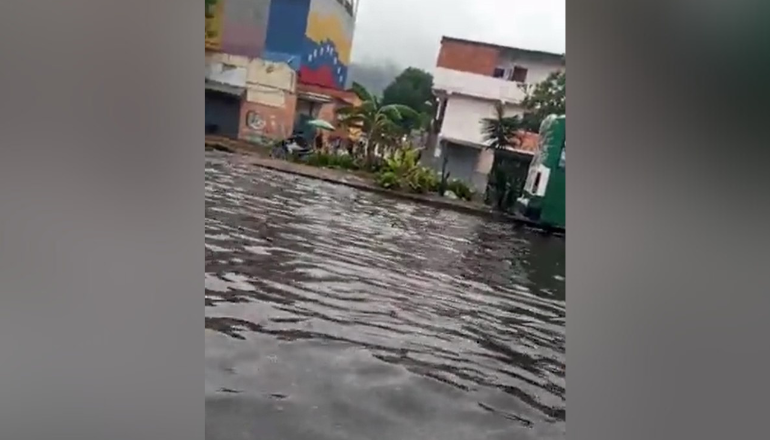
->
427;37;565;194
205;0;360;143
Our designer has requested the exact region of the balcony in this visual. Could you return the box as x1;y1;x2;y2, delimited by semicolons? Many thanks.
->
432;67;527;104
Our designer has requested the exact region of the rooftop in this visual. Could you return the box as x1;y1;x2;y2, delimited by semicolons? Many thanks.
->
441;36;565;62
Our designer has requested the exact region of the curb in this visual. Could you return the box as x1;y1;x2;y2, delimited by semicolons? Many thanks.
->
206;140;564;236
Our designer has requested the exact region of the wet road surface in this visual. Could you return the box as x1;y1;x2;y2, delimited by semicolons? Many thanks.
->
205;152;565;440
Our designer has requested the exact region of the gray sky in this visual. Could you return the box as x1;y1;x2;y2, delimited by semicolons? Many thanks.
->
350;0;566;69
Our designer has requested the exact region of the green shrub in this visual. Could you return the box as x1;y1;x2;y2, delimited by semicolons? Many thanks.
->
333;154;357;170
446;179;474;201
304;152;360;170
374;148;443;194
408;166;440;194
376;171;400;189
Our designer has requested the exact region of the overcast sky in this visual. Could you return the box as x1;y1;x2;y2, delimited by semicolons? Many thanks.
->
350;0;565;69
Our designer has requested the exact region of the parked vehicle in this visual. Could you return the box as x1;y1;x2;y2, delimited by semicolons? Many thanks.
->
515;114;565;229
270;133;313;160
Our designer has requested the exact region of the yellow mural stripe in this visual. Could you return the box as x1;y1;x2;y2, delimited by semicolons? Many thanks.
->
205;0;224;50
306;12;352;65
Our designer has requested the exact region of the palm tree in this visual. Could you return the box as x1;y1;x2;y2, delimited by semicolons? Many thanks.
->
337;82;418;166
480;102;529;210
481;101;524;150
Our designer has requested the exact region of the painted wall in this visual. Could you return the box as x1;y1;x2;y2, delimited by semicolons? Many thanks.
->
205;0;225;51
205;53;249;88
221;0;271;58
239;93;297;143
206;53;296;93
205;51;299;142
245;58;297;108
261;0;356;89
263;0;311;70
439;95;524;147
239;58;298;142
301;0;355;89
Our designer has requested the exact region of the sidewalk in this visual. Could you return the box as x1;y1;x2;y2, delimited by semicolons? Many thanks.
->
205;137;564;234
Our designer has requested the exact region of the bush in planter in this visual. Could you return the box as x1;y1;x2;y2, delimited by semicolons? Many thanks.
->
446;179;474;201
376;171;400;189
408;166;440;194
374;148;442;194
304;152;360;170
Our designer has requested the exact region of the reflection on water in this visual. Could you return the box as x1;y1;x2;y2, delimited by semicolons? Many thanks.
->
205;152;565;440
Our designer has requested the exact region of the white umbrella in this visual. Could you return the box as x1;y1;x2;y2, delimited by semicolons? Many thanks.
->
307;119;335;131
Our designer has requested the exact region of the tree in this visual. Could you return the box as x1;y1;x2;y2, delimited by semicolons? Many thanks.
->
519;70;566;133
481;102;525;150
382;68;436;132
337;82;418;166
480;102;529;211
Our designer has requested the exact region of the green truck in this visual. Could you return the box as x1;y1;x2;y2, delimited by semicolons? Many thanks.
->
515;114;565;229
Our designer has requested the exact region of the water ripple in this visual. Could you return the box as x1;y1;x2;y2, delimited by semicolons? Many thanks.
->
205;152;566;440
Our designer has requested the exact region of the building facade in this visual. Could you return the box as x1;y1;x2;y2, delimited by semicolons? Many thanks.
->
427;37;565;194
205;0;360;143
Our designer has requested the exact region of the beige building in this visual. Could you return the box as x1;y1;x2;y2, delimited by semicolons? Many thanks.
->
428;37;565;194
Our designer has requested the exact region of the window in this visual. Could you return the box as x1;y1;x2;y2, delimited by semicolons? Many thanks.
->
511;66;528;83
437;98;448;122
492;67;506;79
532;172;542;195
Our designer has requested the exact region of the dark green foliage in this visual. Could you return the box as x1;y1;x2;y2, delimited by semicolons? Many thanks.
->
376;171;400;189
337;82;419;166
481;102;524;149
484;152;532;212
446;179;474;201
374;148;440;194
382;68;436;132
303;152;361;170
519;70;566;133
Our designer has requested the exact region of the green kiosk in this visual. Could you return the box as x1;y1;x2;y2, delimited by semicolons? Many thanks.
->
515;114;565;229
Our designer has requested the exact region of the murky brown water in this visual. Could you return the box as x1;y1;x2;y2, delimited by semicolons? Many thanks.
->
205;151;565;440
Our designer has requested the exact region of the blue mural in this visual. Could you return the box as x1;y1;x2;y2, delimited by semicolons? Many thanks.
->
262;0;311;71
262;0;356;89
300;39;349;89
301;0;355;89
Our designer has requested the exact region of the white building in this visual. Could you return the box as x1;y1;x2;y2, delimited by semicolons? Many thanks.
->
427;37;565;194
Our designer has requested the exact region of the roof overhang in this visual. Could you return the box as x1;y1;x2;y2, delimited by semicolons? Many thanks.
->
432;88;522;106
440;135;536;157
205;79;245;97
297;91;333;104
440;135;485;149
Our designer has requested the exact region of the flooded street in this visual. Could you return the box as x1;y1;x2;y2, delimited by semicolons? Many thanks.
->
205;151;565;440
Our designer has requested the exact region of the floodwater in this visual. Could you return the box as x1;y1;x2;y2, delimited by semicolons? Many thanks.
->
205;151;566;440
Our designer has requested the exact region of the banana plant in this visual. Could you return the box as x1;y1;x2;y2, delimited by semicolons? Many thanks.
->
337;82;419;167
